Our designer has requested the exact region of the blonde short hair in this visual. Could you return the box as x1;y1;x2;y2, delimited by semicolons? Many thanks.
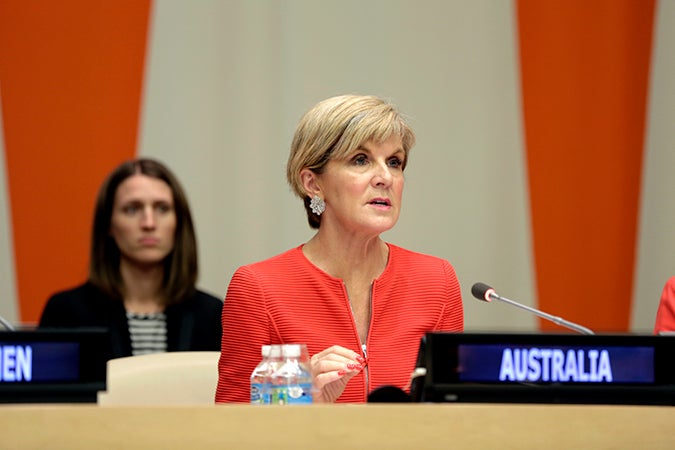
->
287;94;416;228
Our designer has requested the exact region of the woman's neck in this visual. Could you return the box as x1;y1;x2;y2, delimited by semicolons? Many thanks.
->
119;260;166;313
303;231;389;284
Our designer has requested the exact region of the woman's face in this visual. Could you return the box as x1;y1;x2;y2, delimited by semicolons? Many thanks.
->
318;135;405;237
110;174;176;268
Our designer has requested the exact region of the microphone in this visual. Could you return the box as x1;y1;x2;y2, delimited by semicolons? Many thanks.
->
471;282;594;335
367;385;412;403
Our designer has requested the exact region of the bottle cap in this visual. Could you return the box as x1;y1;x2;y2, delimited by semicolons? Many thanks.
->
269;344;282;358
281;343;308;358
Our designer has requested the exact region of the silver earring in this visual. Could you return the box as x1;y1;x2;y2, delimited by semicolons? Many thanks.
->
310;195;325;216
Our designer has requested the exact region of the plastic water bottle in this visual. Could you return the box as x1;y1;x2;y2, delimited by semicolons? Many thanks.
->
270;343;313;405
250;345;271;405
265;344;283;404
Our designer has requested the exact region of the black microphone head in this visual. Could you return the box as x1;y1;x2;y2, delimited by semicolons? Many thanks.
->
471;282;495;302
367;385;411;403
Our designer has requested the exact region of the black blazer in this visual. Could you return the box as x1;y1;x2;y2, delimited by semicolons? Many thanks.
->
39;282;223;359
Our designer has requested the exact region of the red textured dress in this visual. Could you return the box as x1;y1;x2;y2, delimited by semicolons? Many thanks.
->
654;276;675;333
215;243;464;403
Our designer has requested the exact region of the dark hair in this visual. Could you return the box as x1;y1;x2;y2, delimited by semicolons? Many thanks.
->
89;158;198;306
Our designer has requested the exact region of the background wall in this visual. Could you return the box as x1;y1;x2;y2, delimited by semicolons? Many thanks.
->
1;0;673;333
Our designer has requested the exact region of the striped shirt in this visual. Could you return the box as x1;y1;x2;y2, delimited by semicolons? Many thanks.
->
127;311;168;355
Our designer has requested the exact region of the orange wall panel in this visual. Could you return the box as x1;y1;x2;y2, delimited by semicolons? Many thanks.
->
0;0;152;323
517;0;655;331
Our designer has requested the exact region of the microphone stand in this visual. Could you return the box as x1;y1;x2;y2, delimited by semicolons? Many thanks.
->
488;291;595;335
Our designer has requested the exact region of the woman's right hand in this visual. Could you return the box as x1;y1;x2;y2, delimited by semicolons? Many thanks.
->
310;345;366;403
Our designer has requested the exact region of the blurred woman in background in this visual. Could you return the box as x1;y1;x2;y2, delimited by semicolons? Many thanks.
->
39;158;222;358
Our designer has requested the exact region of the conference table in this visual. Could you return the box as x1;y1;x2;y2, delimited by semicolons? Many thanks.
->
2;403;673;449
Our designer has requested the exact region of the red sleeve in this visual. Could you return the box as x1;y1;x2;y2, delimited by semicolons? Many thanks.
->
215;266;271;403
654;276;675;334
439;260;464;331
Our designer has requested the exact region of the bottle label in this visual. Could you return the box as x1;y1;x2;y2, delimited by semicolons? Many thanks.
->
270;386;285;405
250;383;265;404
285;383;313;404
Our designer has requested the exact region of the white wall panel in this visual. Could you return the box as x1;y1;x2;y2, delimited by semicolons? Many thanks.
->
631;0;675;332
0;88;19;327
140;0;534;331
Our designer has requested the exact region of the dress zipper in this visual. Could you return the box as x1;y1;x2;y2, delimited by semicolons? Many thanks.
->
361;343;369;394
342;282;371;398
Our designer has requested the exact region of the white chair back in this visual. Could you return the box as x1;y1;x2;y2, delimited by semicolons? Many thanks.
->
97;351;220;405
